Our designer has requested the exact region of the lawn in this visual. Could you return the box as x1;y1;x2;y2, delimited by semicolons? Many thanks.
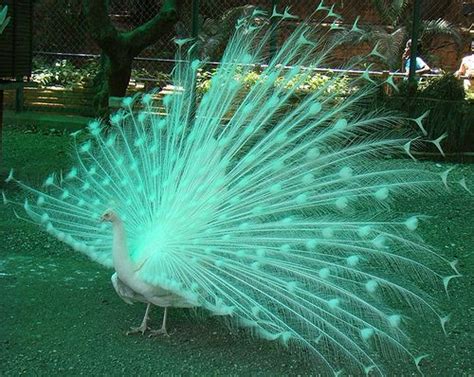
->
0;122;473;376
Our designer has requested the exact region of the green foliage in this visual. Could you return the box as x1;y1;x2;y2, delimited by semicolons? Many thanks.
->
364;0;462;70
32;59;100;88
196;69;352;98
131;67;171;87
417;73;465;100
378;74;473;155
395;73;465;100
31;58;171;89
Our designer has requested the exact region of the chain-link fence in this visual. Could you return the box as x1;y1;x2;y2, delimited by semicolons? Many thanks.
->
32;0;473;79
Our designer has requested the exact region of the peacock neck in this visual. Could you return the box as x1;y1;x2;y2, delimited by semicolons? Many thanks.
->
111;219;134;279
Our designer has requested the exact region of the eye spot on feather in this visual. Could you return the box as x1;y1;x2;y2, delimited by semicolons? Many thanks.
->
339;166;353;179
372;235;386;249
44;175;55;187
388;314;401;328
305;239;318;250
88;120;101;136
346;255;360;266
334;118;347;130
158;119;167;129
271;159;285;171
302;173;314;184
134;137;145;147
80;141;92;154
256;249;266;258
244;125;255;135
267;95;280;108
357;225;371;238
319;268;330;279
306;147;320;159
88;166;97;176
66;167;78;180
322;227;334;238
163;95;172;107
110;113;122;125
335;197;348;209
286;281;298;293
241;53;252;64
405;216;418;231
269;183;282;193
242;103;254;116
251;262;261;270
295;193;308;204
280;244;291;252
360;327;374;340
122;97;133;107
374;187;389;200
365;279;378;293
236;249;246;258
275;132;287;143
309;102;322;115
191;59;201;71
281;217;293;224
239;222;251;230
141;93;153;105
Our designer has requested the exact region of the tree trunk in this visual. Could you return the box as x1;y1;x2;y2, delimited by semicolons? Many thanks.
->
84;0;178;118
93;51;133;118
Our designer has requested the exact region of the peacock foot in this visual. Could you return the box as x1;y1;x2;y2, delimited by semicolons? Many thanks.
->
148;327;172;337
126;324;150;336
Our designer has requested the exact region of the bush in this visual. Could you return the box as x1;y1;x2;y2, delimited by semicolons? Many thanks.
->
196;68;352;98
32;58;99;88
377;74;473;156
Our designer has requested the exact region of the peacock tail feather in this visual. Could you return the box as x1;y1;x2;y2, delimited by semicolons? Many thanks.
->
4;5;463;376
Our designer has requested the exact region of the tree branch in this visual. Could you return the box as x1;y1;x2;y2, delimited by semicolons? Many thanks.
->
83;0;119;54
124;0;178;56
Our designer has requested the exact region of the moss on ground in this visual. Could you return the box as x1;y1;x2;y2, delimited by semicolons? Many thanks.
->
0;124;473;376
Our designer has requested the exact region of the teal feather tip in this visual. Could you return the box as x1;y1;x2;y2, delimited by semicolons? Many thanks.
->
5;8;465;376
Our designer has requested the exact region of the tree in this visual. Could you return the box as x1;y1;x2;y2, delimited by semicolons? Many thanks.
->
83;0;178;117
365;0;462;70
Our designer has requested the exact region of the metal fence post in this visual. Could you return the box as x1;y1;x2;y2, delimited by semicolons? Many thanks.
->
190;0;200;125
408;0;422;92
192;0;200;38
269;0;279;61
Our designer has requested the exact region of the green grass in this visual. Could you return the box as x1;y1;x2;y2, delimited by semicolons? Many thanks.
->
0;123;473;376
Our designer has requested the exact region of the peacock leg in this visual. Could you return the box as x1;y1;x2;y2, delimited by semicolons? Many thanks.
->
148;307;170;337
126;303;151;335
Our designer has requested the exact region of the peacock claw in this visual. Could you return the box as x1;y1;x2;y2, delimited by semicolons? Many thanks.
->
148;328;172;337
126;324;150;335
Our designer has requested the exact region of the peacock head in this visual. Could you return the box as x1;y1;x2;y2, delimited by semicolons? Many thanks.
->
100;209;120;223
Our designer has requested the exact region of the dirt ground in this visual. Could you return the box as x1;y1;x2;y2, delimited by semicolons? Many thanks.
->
0;124;473;376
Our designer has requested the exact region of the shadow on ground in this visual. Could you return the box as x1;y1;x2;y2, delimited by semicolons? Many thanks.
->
0;124;473;376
